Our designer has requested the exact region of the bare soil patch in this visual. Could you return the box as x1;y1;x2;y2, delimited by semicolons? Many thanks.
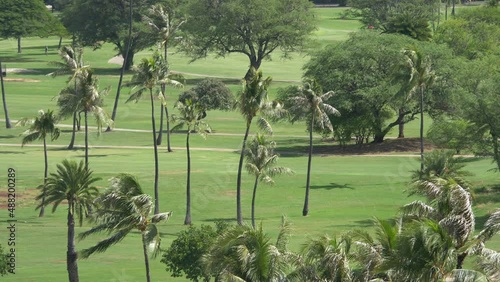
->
4;78;41;82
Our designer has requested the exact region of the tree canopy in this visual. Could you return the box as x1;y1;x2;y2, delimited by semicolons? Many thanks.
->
180;0;316;80
0;0;65;53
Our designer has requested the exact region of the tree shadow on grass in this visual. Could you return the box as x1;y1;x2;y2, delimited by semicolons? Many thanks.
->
331;219;373;229
201;218;237;223
310;182;354;190
0;150;25;155
0;134;16;139
473;184;500;205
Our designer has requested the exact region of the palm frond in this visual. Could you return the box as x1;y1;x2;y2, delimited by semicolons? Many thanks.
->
79;229;131;259
151;212;172;224
256;117;273;134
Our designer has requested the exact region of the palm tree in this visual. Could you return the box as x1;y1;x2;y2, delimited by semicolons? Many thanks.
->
290;234;354;282
107;0;133;132
49;46;88;150
0;61;12;129
402;48;435;172
36;160;100;282
285;79;339;216
402;177;474;269
235;68;281;225
144;3;186;149
203;217;294;281
17;109;60;217
56;69;110;169
411;150;472;187
79;174;171;282
172;98;210;225
245;134;292;228
125;52;182;214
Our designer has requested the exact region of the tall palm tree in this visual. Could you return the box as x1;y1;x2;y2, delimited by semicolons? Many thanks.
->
235;68;281;225
56;69;110;169
36;160;100;282
49;46;88;149
0;61;12;128
17;109;60;217
107;0;133;132
144;3;186;149
172;98;210;225
286;79;339;216
203;217;294;281
79;174;171;282
245;134;292;228
402;48;435;172
125;52;182;214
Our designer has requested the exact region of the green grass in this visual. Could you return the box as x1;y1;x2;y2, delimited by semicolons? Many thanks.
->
0;6;498;282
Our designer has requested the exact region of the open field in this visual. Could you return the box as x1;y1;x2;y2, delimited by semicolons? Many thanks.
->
0;6;499;282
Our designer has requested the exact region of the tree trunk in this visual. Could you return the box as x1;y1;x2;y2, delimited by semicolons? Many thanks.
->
445;2;448;20
106;0;133;132
236;122;252;225
84;111;88;170
157;45;169;145
372;134;385;143
184;128;192;225
251;176;259;229
303;116;314;216
0;61;12;129
157;102;164;145
124;50;135;71
77;111;82;131
244;59;262;81
67;207;79;282
150;90;160;215
17;37;21;54
68;112;77;149
456;252;467;269
420;87;425;172
141;233;152;282
452;0;456;16
398;108;405;138
39;137;48;217
58;36;63;49
491;132;500;172
165;105;173;152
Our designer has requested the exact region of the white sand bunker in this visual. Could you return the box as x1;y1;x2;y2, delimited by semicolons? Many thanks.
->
6;68;40;74
108;56;124;65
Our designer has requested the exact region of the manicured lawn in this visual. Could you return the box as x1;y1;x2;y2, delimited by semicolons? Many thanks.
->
0;6;498;281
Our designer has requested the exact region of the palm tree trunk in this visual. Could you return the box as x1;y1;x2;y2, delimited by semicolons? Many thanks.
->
67;207;79;282
184;128;192;225
303;115;315;216
157;101;164;145
68;112;77;149
165;105;173;152
85;111;89;170
141;233;152;282
251;176;259;229
452;0;456;16
420;87;425;172
58;36;63;49
236;122;252;225
150;90;160;215
77;112;81;131
17;37;22;54
0;61;12;129
106;0;133;132
39;137;48;217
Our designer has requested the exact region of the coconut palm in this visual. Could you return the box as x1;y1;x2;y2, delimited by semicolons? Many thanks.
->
285;79;339;216
36;159;100;282
106;0;133;132
0;61;12;129
235;68;283;225
402;177;474;269
125;52;182;214
49;46;88;150
203;217;294;281
245;134;293;228
79;174;171;282
172;98;210;225
144;3;186;149
56;69;110;169
17;109;60;217
402;48;435;172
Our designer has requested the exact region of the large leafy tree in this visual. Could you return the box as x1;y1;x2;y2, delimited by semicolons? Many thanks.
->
202;218;294;281
17;109;60;217
143;3;186;148
125;52;182;214
278;80;338;216
235;69;281;225
61;0;157;70
0;0;65;53
181;0;316;80
36;160;100;282
172;98;211;225
79;174;171;282
245;134;292;228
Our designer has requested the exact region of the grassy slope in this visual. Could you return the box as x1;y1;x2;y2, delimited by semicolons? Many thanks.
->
0;6;498;282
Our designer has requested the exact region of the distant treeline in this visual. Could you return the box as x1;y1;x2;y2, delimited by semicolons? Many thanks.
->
311;0;348;6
